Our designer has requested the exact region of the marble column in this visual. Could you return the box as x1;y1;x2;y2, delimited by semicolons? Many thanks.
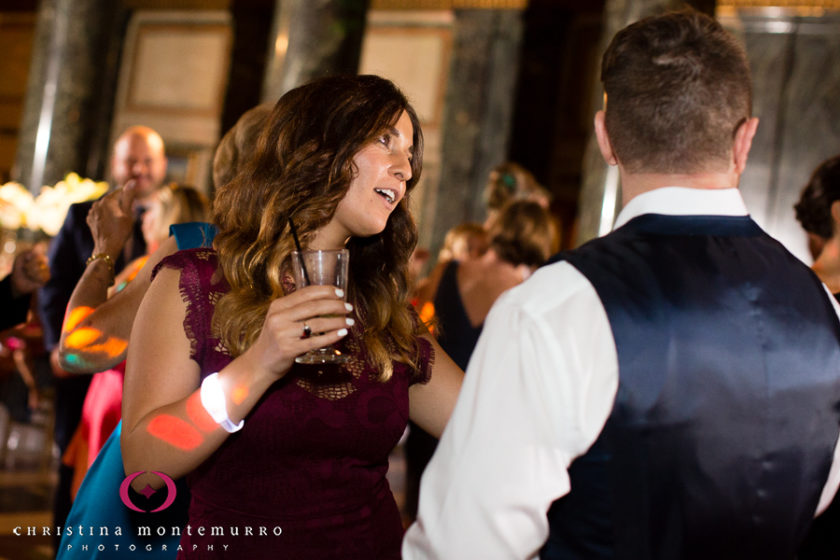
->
261;0;370;101
14;0;124;193
424;8;524;256
574;0;707;245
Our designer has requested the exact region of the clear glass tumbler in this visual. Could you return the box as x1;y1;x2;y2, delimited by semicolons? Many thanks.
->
291;249;350;364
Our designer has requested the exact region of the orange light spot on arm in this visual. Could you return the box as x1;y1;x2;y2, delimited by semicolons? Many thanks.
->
90;337;129;358
185;392;218;433
67;337;128;359
126;257;148;282
65;327;103;350
419;302;435;324
231;385;249;405
147;414;204;450
419;302;436;335
63;306;95;333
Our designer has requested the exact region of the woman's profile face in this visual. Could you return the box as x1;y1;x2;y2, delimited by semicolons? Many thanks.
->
312;110;415;248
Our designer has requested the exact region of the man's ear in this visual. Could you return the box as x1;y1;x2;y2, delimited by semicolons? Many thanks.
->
733;117;759;175
830;199;840;228
594;110;618;166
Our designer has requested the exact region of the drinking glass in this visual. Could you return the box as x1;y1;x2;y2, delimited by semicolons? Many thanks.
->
291;249;350;364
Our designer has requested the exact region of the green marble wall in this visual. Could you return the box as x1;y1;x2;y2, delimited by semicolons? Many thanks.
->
575;3;840;261
725;11;840;263
423;8;523;256
262;0;370;100
575;0;694;246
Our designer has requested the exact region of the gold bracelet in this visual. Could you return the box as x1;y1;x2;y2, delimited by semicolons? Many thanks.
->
86;253;115;286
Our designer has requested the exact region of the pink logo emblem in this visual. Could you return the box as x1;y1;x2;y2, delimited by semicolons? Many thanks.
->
119;471;178;513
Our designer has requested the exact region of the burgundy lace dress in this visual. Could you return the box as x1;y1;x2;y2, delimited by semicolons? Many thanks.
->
153;248;433;559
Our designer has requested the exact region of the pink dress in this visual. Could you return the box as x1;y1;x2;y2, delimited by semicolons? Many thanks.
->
62;363;124;498
155;248;432;559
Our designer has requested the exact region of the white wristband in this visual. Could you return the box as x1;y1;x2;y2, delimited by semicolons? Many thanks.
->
199;372;244;433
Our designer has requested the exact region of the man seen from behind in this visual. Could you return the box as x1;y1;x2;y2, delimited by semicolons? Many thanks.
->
404;10;840;560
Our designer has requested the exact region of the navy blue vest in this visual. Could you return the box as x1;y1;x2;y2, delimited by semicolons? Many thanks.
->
541;214;840;560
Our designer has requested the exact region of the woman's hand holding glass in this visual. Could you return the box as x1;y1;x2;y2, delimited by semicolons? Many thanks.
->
241;285;352;380
291;249;350;364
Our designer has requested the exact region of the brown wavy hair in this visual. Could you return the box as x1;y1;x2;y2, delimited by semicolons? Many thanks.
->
211;75;425;381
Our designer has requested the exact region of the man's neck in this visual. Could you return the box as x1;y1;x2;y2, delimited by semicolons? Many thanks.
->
620;171;739;206
133;193;155;207
812;237;840;293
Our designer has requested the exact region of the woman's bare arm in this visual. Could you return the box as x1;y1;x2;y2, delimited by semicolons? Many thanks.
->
408;334;463;438
59;235;178;373
121;266;352;489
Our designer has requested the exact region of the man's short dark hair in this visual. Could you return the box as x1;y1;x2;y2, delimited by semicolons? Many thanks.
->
601;10;752;174
794;155;840;239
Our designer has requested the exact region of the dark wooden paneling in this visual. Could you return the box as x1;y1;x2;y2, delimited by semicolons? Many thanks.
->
509;2;604;247
0;12;35;181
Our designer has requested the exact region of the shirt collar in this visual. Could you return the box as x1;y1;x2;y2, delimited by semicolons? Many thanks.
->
612;187;749;231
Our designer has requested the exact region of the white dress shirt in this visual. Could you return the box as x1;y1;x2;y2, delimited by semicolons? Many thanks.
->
403;187;840;560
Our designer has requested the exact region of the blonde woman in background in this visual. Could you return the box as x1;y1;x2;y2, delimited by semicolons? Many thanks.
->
411;222;488;318
140;184;210;254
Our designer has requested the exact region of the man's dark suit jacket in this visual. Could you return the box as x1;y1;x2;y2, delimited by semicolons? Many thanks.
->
0;275;31;331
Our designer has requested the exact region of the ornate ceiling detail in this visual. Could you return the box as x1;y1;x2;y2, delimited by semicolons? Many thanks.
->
370;0;527;9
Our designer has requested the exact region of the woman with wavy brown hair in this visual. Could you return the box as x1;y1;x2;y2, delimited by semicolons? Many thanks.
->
120;75;462;559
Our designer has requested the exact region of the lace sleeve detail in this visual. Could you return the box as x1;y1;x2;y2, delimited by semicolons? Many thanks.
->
152;248;220;365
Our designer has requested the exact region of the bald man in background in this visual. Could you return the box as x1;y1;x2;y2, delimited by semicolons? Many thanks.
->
38;125;167;542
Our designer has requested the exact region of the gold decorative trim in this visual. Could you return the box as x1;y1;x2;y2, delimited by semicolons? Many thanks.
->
371;0;527;9
123;0;230;9
718;0;840;7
